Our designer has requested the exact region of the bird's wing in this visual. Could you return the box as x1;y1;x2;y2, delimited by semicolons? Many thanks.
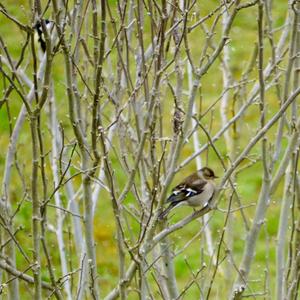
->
166;178;207;204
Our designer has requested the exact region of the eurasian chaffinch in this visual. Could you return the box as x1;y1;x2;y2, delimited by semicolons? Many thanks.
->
159;167;218;219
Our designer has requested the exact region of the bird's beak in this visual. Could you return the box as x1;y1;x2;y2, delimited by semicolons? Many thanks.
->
214;175;219;178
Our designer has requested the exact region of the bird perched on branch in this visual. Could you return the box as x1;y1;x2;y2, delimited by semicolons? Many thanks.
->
159;167;218;219
34;19;54;54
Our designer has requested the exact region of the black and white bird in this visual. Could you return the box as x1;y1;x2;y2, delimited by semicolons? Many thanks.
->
159;167;218;219
34;19;54;54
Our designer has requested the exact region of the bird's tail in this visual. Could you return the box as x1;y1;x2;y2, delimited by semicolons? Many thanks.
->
158;202;178;219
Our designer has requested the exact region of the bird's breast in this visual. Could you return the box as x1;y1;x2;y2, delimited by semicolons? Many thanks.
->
186;182;215;207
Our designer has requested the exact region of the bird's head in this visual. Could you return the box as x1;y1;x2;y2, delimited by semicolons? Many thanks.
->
198;167;218;180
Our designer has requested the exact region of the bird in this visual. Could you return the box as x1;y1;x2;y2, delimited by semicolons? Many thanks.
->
159;167;218;219
34;19;54;53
